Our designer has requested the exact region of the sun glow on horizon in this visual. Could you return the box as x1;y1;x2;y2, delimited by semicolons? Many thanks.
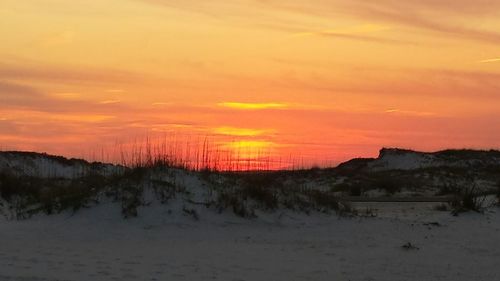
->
212;127;272;137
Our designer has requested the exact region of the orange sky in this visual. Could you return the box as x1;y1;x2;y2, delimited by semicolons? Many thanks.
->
1;0;500;168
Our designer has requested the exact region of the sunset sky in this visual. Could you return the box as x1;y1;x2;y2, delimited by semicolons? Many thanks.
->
1;0;500;167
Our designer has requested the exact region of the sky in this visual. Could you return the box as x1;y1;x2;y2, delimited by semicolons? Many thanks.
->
1;0;500;168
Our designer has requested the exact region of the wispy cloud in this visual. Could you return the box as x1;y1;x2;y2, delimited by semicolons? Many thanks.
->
218;102;289;110
296;31;411;44
222;140;277;150
151;102;173;106
38;30;75;47
105;89;126;93
49;93;82;100
150;123;199;132
384;108;436;117
0;81;125;113
99;100;121;105
276;68;500;100
352;5;500;44
271;22;414;44
48;114;116;123
293;24;389;37
478;58;500;63
138;0;500;44
0;62;148;85
212;127;273;137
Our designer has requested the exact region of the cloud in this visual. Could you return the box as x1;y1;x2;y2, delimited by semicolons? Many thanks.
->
137;0;500;44
0;62;160;114
99;100;121;105
151;102;173;106
0;82;50;109
0;81;126;113
218;102;289;110
46;114;116;123
384;109;436;117
349;3;500;44
222;140;277;150
478;58;500;63
295;30;412;44
38;30;75;47
276;68;500;100
212;127;272;137
0;81;41;100
361;0;500;16
293;23;389;36
106;89;126;93
49;93;82;100
0;118;19;134
0;62;147;85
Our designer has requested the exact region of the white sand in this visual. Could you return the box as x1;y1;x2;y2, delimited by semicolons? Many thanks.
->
1;202;499;281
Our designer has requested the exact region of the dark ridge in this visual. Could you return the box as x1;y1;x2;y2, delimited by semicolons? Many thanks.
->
378;148;416;157
336;157;374;172
432;149;500;159
378;147;500;158
2;148;500;173
0;151;104;167
334;147;500;173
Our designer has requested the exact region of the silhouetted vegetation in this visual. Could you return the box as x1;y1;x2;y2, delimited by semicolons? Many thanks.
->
434;203;449;212
0;172;107;219
332;182;363;196
496;181;500;206
2;146;500;220
368;173;402;195
435;183;459;196
451;185;487;215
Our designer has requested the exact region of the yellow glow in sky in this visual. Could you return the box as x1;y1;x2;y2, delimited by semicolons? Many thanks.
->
213;127;271;137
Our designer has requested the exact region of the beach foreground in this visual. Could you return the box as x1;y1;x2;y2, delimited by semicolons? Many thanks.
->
1;203;499;281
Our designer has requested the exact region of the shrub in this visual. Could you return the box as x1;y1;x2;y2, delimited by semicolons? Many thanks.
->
451;185;487;215
401;242;419;250
496;181;500;206
0;173;107;219
232;202;255;218
239;172;282;189
336;201;357;217
120;185;144;218
119;167;149;183
358;207;377;217
242;185;278;209
369;174;401;195
307;190;339;211
435;183;458;196
216;189;256;218
39;184;95;214
0;173;18;201
182;207;199;220
349;185;363;196
281;192;312;213
0;173;40;202
282;189;350;215
332;182;362;196
434;203;449;212
239;173;279;209
152;180;182;204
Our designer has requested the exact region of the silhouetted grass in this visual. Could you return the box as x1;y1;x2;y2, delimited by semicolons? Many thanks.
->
451;185;487;215
434;203;449;212
0;172;108;218
496;181;500;206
